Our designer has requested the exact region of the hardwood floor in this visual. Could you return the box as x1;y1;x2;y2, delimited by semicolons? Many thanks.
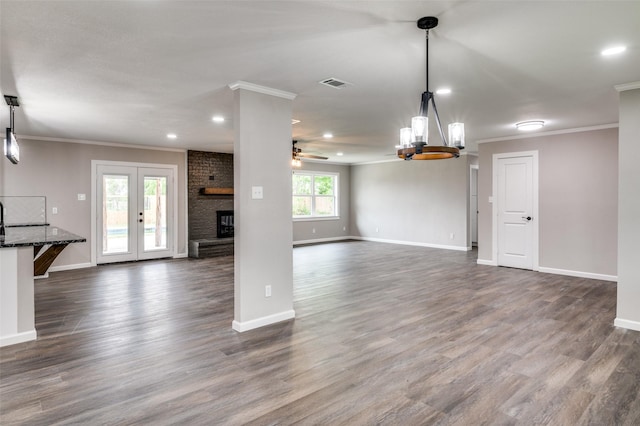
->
1;241;639;425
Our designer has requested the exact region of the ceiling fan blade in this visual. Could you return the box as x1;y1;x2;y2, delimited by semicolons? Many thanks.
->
299;153;328;160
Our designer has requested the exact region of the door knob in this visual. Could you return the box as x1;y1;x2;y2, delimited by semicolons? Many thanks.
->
522;216;532;221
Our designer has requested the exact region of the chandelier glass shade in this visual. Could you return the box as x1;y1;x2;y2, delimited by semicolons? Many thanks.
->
397;17;465;161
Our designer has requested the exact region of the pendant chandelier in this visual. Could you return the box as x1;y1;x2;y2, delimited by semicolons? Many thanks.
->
397;17;465;160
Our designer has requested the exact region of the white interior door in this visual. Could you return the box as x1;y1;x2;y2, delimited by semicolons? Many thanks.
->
496;155;535;269
96;164;174;264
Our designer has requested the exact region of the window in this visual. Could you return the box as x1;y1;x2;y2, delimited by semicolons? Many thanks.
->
292;171;338;218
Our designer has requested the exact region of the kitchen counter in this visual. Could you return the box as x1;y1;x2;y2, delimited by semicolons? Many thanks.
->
1;225;86;347
1;225;85;248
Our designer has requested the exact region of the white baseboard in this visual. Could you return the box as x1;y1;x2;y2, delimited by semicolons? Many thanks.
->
47;262;93;273
232;309;295;332
293;236;352;246
174;252;188;258
477;258;498;266
614;318;640;332
0;329;37;347
352;236;468;252
538;266;617;282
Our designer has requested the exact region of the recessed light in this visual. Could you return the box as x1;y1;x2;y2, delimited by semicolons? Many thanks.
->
515;121;545;131
323;133;333;139
292;119;300;125
212;116;225;123
436;88;451;95
336;152;344;156
601;45;626;56
167;133;177;139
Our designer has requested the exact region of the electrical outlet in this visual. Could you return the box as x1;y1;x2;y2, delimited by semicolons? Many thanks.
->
312;228;316;234
450;233;455;240
265;285;272;297
343;226;346;231
77;193;86;201
375;227;379;233
52;207;58;214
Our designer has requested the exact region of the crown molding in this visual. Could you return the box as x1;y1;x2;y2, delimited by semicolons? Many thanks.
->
17;135;187;152
615;81;640;92
476;123;618;144
228;81;297;100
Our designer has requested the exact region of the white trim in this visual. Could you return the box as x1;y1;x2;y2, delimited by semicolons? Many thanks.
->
232;310;296;332
477;124;618;144
353;236;469;252
538;266;617;282
614;318;640;332
477;259;498;266
492;151;539;271
174;252;189;259
469;164;479;249
0;330;37;347
228;81;297;100
293;236;352;245
293;216;340;222
615;82;640;92
48;262;93;273
18;135;187;152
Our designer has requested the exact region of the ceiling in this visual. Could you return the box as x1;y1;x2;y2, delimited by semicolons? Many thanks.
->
1;1;639;164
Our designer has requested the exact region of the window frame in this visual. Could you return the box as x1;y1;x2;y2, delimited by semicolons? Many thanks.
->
292;170;339;220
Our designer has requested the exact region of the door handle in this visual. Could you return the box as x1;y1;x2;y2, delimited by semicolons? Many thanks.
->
522;216;532;221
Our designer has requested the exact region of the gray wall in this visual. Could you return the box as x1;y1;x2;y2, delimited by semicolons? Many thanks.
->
0;138;187;267
616;87;640;328
350;156;471;249
292;161;350;243
477;127;618;277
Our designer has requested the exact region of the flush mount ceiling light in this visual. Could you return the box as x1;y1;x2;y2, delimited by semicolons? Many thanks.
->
166;133;177;139
516;120;545;131
601;45;626;56
397;17;464;161
323;132;333;139
212;116;225;123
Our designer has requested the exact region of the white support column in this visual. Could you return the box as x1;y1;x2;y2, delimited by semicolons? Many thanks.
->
0;246;37;347
615;82;640;332
229;81;296;332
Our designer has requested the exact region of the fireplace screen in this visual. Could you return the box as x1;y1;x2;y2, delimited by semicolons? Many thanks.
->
216;210;234;238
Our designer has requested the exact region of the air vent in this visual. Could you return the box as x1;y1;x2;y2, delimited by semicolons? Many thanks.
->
319;78;351;89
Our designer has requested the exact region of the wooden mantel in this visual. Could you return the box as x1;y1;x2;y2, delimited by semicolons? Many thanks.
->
199;188;234;195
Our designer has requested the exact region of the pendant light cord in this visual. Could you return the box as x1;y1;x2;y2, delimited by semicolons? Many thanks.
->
425;28;429;94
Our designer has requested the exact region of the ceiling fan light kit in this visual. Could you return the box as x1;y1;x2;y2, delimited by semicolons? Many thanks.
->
397;16;465;161
292;140;328;167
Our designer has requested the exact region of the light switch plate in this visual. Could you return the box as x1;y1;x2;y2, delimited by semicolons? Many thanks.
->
252;186;264;199
77;193;86;201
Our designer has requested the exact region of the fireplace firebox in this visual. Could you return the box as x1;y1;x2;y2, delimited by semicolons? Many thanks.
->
216;210;234;238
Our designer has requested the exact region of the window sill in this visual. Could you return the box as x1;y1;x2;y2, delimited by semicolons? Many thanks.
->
293;216;340;222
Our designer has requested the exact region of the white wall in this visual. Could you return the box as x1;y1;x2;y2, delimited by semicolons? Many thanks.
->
350;156;471;250
615;86;640;331
292;161;350;244
0;139;187;268
477;127;618;278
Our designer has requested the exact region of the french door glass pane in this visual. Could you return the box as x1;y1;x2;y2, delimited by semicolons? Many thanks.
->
103;175;129;254
143;176;167;251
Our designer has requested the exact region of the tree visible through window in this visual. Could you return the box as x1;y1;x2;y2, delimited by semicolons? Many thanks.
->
292;172;338;218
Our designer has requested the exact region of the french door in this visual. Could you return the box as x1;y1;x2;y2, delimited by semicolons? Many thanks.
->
96;163;175;264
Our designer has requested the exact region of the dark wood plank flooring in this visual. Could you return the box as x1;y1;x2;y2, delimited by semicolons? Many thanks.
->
1;241;639;425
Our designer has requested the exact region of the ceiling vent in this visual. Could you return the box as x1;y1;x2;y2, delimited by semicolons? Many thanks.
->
319;78;351;89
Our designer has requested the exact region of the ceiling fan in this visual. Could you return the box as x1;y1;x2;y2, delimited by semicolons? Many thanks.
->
292;140;328;167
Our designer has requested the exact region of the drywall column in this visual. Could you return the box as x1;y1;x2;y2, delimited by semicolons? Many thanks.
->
615;82;640;332
229;82;296;332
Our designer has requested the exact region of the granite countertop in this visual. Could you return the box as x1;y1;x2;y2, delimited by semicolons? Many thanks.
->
0;225;86;248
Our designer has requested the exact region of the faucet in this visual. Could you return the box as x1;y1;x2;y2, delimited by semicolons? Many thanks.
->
0;201;5;238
